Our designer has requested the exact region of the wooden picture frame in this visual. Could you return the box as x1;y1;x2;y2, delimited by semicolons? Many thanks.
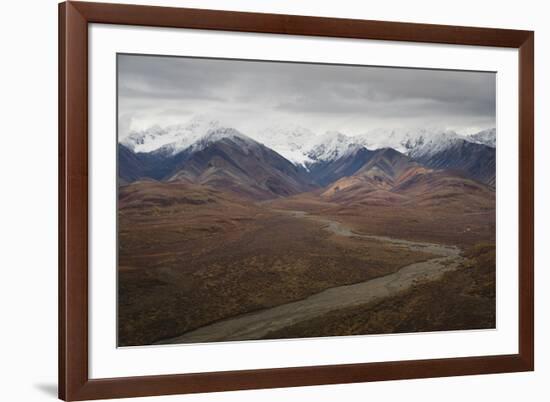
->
59;1;534;400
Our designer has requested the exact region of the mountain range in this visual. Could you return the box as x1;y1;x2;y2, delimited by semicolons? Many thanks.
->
119;117;496;201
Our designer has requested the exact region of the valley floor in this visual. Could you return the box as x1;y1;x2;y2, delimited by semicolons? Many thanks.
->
117;182;495;347
155;212;464;344
264;243;495;340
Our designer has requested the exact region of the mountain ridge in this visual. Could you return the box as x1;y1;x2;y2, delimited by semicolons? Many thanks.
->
119;118;497;194
122;118;495;164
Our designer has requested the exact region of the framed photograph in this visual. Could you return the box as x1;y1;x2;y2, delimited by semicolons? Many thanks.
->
59;1;534;400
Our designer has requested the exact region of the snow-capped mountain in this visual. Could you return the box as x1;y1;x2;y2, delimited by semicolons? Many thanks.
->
468;128;496;148
352;128;411;153
121;116;224;155
412;136;496;186
305;127;496;187
405;131;465;159
358;128;496;186
254;127;365;168
123;117;495;163
353;128;464;158
186;127;256;153
119;116;496;186
306;131;363;163
253;125;316;166
119;123;315;198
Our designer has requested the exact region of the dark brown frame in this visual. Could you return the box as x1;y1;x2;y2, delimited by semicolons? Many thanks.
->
59;1;534;400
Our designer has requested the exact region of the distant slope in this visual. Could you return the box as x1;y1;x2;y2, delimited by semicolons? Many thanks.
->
118;144;146;185
118;144;189;183
411;139;496;187
118;180;243;210
354;148;421;181
321;148;426;201
307;147;376;186
393;170;495;210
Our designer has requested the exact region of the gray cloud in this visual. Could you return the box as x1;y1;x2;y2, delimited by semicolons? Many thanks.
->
118;54;496;137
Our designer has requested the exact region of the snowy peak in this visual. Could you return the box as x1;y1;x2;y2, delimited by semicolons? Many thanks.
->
353;128;408;153
187;127;256;153
307;131;363;163
254;124;316;166
353;128;463;157
121;116;228;155
468;128;496;148
122;124;172;152
406;130;463;159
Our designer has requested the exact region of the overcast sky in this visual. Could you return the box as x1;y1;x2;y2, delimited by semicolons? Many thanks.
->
118;54;496;139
